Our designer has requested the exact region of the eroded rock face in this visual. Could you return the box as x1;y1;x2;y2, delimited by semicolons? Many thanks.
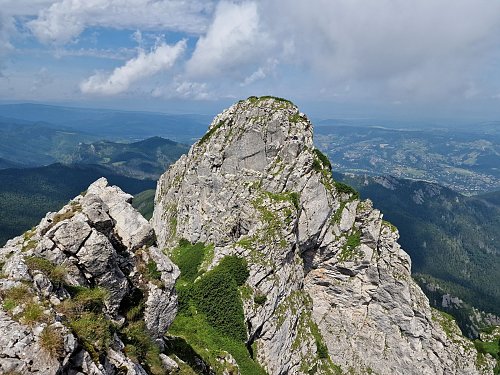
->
152;97;494;374
0;178;179;374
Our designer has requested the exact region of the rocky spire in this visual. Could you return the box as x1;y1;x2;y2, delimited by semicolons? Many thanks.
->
153;96;494;374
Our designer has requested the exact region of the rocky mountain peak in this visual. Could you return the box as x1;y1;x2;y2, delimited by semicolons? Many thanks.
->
0;97;496;374
152;96;495;374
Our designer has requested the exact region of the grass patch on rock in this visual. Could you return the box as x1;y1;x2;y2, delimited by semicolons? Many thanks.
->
70;312;113;361
40;326;65;358
168;242;265;374
24;256;67;284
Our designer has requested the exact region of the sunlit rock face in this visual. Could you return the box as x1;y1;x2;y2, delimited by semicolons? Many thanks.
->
152;97;493;375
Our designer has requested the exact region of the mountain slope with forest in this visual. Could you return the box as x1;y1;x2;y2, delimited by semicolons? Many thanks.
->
69;137;189;179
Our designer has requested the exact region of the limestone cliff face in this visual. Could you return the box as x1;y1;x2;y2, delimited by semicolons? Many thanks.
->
0;178;179;374
152;97;494;374
0;97;495;375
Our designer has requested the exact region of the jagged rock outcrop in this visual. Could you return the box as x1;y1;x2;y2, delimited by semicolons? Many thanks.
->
0;96;495;375
153;96;495;374
0;178;179;374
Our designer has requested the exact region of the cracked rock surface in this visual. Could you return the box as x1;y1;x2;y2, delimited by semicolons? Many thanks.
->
0;178;179;374
152;97;494;374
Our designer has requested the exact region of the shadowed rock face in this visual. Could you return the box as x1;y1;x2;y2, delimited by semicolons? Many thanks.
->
152;97;494;375
0;178;179;375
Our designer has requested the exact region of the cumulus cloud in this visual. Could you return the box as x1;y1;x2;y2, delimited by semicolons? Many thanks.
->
267;0;500;100
183;0;500;102
4;0;500;112
242;58;278;86
186;1;272;77
29;0;215;44
80;40;186;95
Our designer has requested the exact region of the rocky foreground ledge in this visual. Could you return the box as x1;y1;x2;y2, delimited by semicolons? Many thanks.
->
0;178;180;374
0;96;497;375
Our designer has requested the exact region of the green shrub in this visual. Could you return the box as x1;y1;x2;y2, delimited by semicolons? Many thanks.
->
334;181;359;199
289;113;302;123
199;120;225;145
60;286;108;316
125;302;145;322
146;260;162;280
313;149;332;170
254;294;267;305
168;250;265;374
193;268;247;340
1;285;34;314
21;240;38;252
217;256;249;287
2;299;16;311
22;302;46;326
72;286;107;311
338;231;361;262
40;326;65;358
316;340;329;359
171;241;209;283
474;339;500;360
122;321;163;375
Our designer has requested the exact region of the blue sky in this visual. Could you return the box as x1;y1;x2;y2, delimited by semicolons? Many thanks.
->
1;0;500;121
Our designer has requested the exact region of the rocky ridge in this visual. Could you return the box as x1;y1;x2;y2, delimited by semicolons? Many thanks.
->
0;178;180;374
0;96;496;375
152;96;496;374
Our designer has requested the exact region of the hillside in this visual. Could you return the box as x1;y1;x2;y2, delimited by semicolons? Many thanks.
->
315;124;500;194
69;137;189;179
334;172;500;335
479;190;500;207
0;117;95;167
132;189;156;220
0;157;22;169
0;163;155;246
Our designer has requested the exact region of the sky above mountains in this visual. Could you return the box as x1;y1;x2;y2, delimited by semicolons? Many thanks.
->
1;0;500;120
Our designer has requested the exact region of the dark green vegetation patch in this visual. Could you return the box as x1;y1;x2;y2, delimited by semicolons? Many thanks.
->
313;149;332;171
132;189;156;220
168;241;265;374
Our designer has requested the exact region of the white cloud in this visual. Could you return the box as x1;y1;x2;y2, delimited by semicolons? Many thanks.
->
242;58;278;86
260;0;500;100
53;47;136;60
174;80;209;100
80;40;186;95
187;1;272;77
30;67;54;92
28;0;215;45
184;0;500;102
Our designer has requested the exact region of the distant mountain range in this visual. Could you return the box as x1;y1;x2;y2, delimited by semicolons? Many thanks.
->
0;116;189;179
0;117;96;167
0;103;210;144
335;172;500;336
